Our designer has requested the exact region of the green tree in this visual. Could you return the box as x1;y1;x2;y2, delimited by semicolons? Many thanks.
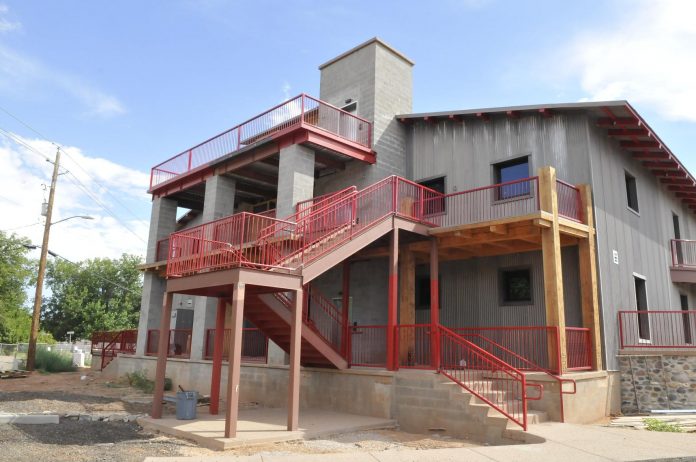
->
0;232;34;343
43;254;143;340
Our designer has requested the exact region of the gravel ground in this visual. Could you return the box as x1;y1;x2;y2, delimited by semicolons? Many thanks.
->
0;371;479;460
0;419;199;462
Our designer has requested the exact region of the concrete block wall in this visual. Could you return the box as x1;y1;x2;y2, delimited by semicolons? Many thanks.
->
316;38;413;195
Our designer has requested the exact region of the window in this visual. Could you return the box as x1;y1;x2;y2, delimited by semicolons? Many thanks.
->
416;276;431;310
634;275;650;341
418;176;446;215
341;101;357;114
500;268;532;304
681;294;692;345
625;172;639;213
493;157;530;200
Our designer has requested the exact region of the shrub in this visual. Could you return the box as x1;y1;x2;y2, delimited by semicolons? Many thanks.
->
126;370;172;393
34;348;76;373
643;418;684;433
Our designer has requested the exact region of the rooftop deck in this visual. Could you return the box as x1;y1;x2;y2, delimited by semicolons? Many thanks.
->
149;94;375;198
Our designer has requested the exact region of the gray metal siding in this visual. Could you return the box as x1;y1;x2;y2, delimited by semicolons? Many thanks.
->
587;123;696;369
407;113;592;191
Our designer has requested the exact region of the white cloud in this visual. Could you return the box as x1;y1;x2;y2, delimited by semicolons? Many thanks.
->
0;135;150;261
555;0;696;122
0;4;124;118
0;3;20;33
281;81;291;101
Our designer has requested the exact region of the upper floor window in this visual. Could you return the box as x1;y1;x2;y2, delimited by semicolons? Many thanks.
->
493;156;530;200
625;171;639;213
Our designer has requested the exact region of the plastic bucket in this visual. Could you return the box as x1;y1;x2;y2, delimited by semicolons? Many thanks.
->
175;391;198;420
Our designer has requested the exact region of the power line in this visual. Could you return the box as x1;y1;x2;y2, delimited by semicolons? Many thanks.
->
0;104;149;227
0;128;147;244
24;243;141;296
1;221;42;232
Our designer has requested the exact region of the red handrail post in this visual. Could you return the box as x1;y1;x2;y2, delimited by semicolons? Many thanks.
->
300;94;305;124
187;149;192;171
618;312;625;349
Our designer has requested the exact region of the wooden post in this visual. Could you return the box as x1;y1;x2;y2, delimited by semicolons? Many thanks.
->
288;287;303;431
224;283;245;438
386;229;399;371
430;238;440;370
578;184;603;370
209;298;227;415
151;292;173;419
341;261;351;360
538;166;568;373
398;247;415;365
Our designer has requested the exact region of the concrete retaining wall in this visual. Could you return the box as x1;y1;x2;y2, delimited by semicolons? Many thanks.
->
619;352;696;414
108;355;616;428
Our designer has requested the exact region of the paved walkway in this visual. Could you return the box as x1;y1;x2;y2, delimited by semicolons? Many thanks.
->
145;422;696;461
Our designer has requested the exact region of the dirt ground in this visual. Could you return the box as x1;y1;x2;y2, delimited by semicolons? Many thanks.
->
0;370;477;462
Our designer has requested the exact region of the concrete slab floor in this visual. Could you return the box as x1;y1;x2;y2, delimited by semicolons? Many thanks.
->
138;407;397;451
144;422;696;461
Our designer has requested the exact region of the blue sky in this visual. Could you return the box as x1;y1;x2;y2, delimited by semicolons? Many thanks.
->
0;0;694;259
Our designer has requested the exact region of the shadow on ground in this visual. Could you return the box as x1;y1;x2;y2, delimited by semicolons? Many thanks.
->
9;420;156;446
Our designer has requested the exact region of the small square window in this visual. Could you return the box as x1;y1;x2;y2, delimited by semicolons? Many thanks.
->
493;157;530;200
500;268;532;304
625;172;639;213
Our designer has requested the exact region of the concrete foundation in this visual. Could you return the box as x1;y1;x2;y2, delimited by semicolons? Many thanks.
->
108;355;616;440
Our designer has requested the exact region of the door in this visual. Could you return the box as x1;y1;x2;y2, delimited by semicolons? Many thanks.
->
681;294;693;345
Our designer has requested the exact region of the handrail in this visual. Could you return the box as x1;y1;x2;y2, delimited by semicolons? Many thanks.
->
459;331;576;423
150;94;373;189
556;179;583;222
438;325;530;430
670;239;696;267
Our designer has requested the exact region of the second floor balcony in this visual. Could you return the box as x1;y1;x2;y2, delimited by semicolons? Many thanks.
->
670;239;696;283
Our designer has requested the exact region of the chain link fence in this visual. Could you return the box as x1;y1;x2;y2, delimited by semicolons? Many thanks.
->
0;341;92;371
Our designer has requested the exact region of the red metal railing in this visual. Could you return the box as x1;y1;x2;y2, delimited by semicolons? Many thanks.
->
423;177;540;228
556;180;583;222
619;310;696;348
306;287;345;353
167;212;293;277
565;327;592;370
96;329;137;370
438;325;540;431
671;239;696;267
167;176;443;277
453;326;561;374
350;325;388;367
145;329;192;358
203;328;268;363
395;324;433;369
150;94;372;189
91;330;120;354
293;186;358;222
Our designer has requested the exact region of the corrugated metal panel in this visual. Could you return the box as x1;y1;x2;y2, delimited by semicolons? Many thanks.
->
587;122;696;369
408;113;592;190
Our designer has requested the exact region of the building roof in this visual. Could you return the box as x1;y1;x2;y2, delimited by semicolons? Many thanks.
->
318;37;415;70
398;100;696;213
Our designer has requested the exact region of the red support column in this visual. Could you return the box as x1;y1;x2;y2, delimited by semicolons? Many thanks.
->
430;238;440;370
386;229;399;371
288;287;303;431
341;261;351;360
209;298;227;415
224;283;245;438
151;292;173;419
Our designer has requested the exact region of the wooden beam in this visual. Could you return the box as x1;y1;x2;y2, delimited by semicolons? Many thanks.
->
489;224;508;235
632;152;669;160
398;248;416;365
578;184;603;370
386;230;398;371
606;128;650;137
538;166;567;373
533;218;552;228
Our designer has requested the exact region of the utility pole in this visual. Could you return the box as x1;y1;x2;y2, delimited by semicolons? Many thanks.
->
26;148;61;371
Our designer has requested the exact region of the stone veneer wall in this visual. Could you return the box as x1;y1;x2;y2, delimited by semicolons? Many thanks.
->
619;354;696;414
